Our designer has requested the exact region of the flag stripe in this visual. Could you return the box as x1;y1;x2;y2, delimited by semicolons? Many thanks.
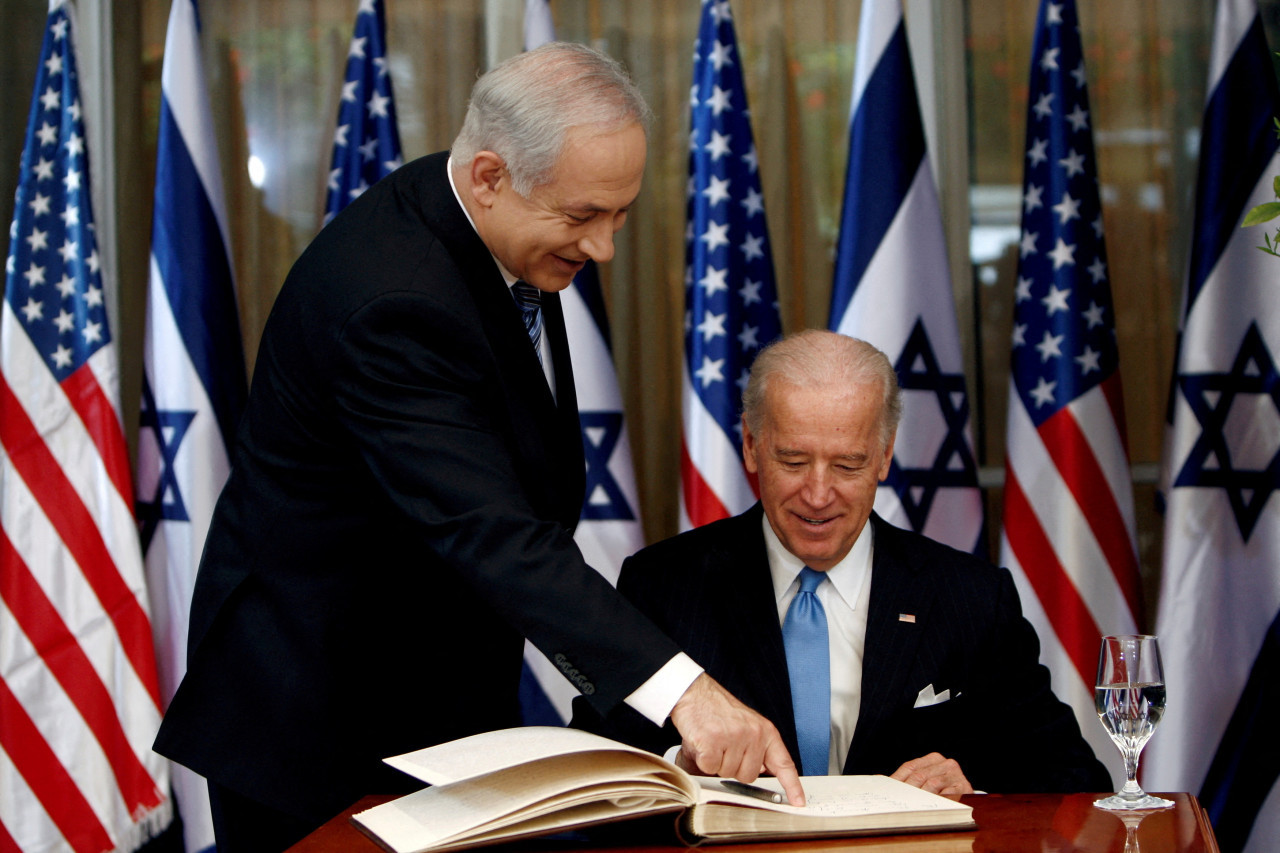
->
830;20;925;310
1185;15;1277;312
61;363;135;512
0;370;160;710
0;527;162;819
1038;389;1143;620
0;676;114;853
150;99;245;447
679;437;731;529
1002;467;1101;686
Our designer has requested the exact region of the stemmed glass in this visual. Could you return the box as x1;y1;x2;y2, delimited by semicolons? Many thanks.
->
1094;635;1174;810
1095;635;1172;809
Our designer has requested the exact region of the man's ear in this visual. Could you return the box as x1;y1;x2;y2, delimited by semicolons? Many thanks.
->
878;434;896;482
468;151;505;208
742;416;759;474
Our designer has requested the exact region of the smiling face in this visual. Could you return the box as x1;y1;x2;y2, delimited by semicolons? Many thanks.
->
743;378;894;572
466;122;646;293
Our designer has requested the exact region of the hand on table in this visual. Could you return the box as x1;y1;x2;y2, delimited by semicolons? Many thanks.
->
891;753;974;796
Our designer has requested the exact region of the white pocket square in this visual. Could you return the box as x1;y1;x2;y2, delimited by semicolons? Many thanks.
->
913;684;953;708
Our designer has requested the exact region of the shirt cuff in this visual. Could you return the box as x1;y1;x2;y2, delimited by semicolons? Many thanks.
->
623;653;703;726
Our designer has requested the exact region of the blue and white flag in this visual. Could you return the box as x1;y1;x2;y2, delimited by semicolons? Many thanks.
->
680;0;783;531
827;0;984;555
324;0;403;224
517;1;647;725
999;0;1140;788
137;1;247;849
1148;1;1280;849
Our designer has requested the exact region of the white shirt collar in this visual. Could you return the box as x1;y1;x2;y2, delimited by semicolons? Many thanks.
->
763;511;874;615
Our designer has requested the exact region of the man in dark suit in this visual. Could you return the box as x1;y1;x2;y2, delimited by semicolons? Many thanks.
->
574;330;1110;796
154;43;800;851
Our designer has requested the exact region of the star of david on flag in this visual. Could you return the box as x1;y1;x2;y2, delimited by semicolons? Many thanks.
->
998;0;1141;788
680;0;783;530
324;0;403;224
828;0;984;555
1148;2;1280;849
1;1;171;848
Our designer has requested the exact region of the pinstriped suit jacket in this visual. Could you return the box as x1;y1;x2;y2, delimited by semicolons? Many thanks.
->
572;504;1111;793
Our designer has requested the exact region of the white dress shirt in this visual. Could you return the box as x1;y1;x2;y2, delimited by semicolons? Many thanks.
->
764;515;874;774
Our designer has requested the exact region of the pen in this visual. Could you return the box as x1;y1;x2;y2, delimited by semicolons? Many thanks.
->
720;779;784;804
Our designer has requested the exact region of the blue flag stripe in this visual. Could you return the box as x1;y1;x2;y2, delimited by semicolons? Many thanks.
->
150;99;247;449
1199;609;1280;851
829;21;926;314
1185;15;1280;316
572;262;613;352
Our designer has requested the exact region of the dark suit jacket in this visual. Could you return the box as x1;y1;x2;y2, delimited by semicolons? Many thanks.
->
154;152;680;824
572;505;1110;794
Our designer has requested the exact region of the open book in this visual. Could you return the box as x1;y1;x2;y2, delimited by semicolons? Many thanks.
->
351;727;975;852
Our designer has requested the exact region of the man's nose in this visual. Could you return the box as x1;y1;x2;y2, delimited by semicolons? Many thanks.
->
579;217;617;263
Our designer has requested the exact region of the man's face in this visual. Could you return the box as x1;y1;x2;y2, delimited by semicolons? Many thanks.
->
472;122;646;293
743;379;894;572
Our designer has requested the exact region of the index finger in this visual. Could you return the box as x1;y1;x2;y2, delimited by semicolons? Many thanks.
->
763;740;806;807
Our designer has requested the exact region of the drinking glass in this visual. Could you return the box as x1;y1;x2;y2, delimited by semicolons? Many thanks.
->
1094;635;1174;810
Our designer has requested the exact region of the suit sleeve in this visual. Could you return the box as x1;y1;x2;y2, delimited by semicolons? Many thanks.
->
330;283;680;714
960;568;1113;793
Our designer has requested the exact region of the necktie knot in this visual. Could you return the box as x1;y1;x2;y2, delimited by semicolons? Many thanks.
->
797;566;825;594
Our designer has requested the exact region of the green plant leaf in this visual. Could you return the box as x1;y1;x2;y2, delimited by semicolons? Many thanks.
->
1274;174;1280;198
1242;202;1280;227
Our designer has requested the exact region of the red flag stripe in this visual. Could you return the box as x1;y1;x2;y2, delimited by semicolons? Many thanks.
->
63;362;136;512
0;370;161;708
1002;466;1102;687
680;438;731;528
0;525;164;819
0;676;115;853
1037;394;1143;621
0;814;20;853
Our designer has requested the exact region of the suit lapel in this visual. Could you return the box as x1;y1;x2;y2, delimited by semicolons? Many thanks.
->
418;154;583;528
845;515;935;772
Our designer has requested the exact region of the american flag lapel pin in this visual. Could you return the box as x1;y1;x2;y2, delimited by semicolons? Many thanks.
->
898;613;916;623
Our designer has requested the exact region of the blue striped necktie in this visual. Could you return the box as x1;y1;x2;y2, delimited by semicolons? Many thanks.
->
783;567;831;776
512;280;543;364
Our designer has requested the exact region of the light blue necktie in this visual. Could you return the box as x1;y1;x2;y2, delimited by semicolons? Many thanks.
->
512;280;543;364
783;567;830;776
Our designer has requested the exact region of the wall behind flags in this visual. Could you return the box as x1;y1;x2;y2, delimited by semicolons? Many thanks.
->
3;0;1279;624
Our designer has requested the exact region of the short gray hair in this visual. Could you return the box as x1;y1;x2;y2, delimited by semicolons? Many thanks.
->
451;42;652;197
742;330;903;449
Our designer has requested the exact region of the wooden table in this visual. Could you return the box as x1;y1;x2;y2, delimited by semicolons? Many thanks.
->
289;792;1218;852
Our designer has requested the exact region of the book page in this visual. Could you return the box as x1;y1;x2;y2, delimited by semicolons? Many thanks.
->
382;726;684;788
696;775;972;818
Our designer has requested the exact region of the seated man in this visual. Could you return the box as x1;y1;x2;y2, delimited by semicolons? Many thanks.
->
573;329;1110;795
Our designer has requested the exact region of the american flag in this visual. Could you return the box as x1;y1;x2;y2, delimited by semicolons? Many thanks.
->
0;1;171;850
1147;1;1280;849
998;0;1140;786
324;0;403;224
680;0;782;530
137;1;247;849
828;0;985;555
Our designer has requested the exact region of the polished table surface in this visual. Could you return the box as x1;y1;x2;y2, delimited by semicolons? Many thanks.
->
289;791;1218;853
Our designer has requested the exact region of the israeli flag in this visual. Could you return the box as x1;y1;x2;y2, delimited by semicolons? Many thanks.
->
137;2;248;848
828;0;984;555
